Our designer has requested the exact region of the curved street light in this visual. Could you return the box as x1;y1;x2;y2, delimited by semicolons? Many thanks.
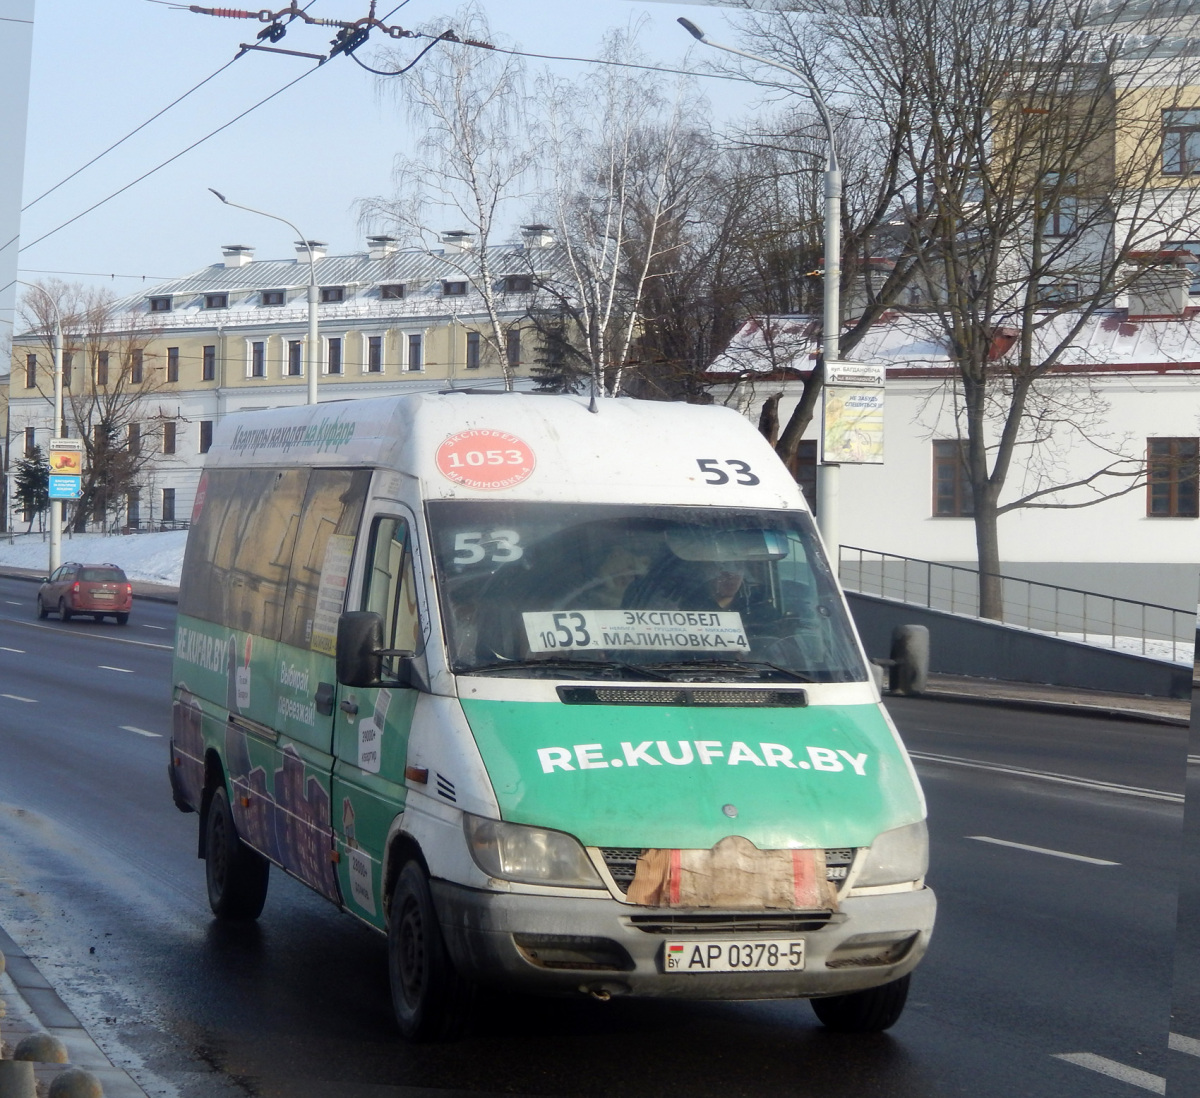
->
209;189;321;405
678;18;844;557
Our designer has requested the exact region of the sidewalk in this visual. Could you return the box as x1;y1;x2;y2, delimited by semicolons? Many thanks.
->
0;925;148;1097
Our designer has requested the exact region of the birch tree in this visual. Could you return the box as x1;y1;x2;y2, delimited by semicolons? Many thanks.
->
365;5;533;390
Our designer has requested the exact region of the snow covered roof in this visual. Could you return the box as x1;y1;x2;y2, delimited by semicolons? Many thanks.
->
708;310;1200;377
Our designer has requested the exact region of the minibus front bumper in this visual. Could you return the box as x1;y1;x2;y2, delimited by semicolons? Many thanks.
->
432;880;935;999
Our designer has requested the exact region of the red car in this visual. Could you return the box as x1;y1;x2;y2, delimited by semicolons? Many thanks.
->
37;562;133;625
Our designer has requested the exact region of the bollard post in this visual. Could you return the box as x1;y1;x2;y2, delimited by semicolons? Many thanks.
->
15;1033;68;1063
889;625;929;696
49;1067;104;1098
0;1061;36;1098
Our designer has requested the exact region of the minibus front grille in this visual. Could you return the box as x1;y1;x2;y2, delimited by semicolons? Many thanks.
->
628;912;837;934
600;848;858;895
558;686;807;708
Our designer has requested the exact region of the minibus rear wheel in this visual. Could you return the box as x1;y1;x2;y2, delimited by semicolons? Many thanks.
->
810;973;911;1032
388;861;474;1041
204;785;270;920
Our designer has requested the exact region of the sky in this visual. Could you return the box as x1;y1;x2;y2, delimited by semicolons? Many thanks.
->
2;0;770;338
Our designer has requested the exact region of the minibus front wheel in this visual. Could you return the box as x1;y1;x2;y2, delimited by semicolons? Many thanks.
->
388;861;474;1041
204;785;270;920
810;972;911;1032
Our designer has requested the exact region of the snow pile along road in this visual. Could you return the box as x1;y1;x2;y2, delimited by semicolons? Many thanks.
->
0;530;187;586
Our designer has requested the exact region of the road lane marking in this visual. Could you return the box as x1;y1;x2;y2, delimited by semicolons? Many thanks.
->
4;618;171;650
1052;1053;1164;1093
0;694;35;703
121;726;162;738
908;750;1182;803
141;624;167;630
99;665;134;674
967;835;1119;865
1170;1032;1200;1057
0;646;25;653
4;600;20;606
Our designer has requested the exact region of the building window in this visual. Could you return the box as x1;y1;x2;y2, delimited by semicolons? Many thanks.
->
127;491;140;529
367;336;383;373
199;420;213;454
466;331;481;369
251;341;265;378
381;283;405;300
24;427;35;456
261;290;285;306
1164;241;1200;294
320;286;345;303
130;349;143;384
163;422;177;455
1147;437;1198;517
1040;172;1076;237
328;336;342;375
128;423;141;456
442;281;467;297
149;296;171;312
407;333;422;372
506;328;521;370
1038;279;1080;305
204;293;228;309
95;351;109;387
202;345;216;381
162;488;176;523
287;340;303;376
25;354;36;389
1162;109;1200;175
503;274;532;293
933;440;974;517
167;347;179;383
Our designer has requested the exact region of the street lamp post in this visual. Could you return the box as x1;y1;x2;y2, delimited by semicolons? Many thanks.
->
678;19;843;560
209;189;321;405
49;314;63;572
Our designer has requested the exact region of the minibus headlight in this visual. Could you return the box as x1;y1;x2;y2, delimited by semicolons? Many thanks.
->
855;820;928;887
464;815;604;889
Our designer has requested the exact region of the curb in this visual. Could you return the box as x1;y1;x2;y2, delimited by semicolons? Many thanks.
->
0;929;148;1097
913;687;1190;727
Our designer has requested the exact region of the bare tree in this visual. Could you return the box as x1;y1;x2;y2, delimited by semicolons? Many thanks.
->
363;4;534;389
760;0;1200;616
19;281;174;532
527;30;708;397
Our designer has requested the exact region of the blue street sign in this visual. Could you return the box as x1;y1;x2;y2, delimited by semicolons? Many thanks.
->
48;475;82;500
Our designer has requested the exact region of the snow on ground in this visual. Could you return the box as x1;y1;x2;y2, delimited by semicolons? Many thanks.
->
0;529;187;586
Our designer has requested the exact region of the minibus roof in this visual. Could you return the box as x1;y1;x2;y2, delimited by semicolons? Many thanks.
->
204;392;807;510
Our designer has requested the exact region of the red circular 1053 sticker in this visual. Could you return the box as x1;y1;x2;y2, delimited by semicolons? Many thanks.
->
435;429;536;490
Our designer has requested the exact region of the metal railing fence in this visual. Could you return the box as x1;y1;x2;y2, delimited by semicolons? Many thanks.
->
839;545;1196;665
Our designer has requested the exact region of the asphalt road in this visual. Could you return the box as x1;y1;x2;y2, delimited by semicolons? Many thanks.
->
0;574;1185;1098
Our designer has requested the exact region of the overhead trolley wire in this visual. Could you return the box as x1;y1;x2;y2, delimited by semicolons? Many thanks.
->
18;62;322;255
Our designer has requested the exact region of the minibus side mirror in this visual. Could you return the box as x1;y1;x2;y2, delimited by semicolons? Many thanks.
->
336;611;418;689
337;612;385;687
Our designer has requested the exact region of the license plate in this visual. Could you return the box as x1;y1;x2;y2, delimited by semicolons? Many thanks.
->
663;939;805;973
93;592;114;600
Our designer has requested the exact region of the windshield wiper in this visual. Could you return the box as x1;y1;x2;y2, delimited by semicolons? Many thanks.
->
459;658;673;681
641;659;815;684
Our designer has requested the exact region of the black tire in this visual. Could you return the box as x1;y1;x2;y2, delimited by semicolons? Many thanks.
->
36;597;47;620
810;973;911;1033
115;613;129;625
388;860;474;1041
204;784;269;920
58;598;72;622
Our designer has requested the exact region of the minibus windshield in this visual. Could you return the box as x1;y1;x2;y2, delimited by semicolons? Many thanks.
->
427;501;867;683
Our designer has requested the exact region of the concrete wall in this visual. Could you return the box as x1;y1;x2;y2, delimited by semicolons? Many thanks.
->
847;591;1193;699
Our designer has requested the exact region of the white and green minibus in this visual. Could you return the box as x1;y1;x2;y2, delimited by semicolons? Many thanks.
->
169;391;934;1039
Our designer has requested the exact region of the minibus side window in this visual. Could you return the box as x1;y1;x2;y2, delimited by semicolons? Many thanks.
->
363;516;423;678
280;469;371;651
